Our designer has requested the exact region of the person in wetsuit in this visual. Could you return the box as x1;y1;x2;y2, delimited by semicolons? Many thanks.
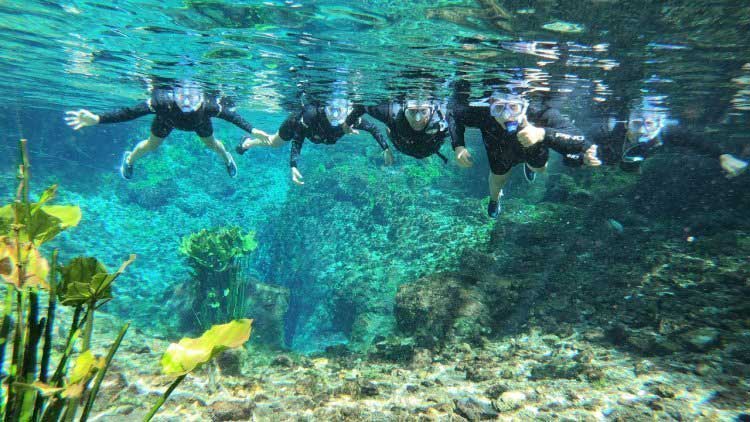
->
449;89;601;218
564;99;748;177
65;82;258;179
236;98;393;185
344;98;451;162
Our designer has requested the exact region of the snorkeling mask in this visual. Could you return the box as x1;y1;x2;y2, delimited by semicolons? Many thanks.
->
173;84;205;113
324;98;352;127
622;108;667;162
489;93;528;133
404;100;435;130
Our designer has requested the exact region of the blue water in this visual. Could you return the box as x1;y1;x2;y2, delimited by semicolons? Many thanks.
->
1;1;750;419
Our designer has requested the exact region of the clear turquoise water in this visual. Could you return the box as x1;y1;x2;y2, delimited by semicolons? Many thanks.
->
1;0;749;352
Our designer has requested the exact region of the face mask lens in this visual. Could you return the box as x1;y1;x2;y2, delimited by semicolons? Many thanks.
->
490;103;503;117
406;106;430;121
325;103;349;125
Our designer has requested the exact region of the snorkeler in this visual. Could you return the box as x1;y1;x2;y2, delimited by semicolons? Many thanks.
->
344;98;451;162
235;98;393;185
563;98;749;177
65;82;258;179
449;87;600;218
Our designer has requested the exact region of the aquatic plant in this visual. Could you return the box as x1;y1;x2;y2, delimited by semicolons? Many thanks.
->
145;319;253;421
0;139;132;421
180;227;258;330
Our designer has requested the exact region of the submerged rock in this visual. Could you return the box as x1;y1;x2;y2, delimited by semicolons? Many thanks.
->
216;348;244;376
394;271;519;347
683;327;721;352
245;282;290;349
210;400;255;421
454;397;498;421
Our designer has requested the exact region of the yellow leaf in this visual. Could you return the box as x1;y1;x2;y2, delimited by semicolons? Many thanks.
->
41;205;82;230
161;319;252;377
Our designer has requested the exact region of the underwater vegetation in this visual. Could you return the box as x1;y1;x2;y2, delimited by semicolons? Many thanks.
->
0;140;253;421
180;226;258;331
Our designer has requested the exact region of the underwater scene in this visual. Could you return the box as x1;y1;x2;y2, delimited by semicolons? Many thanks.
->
1;0;749;420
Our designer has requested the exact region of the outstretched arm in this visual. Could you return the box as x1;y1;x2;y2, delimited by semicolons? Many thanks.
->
447;103;474;167
352;117;390;151
538;108;593;155
65;101;153;129
352;116;394;165
214;106;254;134
663;125;747;178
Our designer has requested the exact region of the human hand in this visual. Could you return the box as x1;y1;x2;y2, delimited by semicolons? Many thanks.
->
291;166;305;185
383;149;394;166
583;145;602;167
455;146;473;168
251;128;272;145
64;109;99;130
517;122;545;147
720;154;748;178
343;122;359;135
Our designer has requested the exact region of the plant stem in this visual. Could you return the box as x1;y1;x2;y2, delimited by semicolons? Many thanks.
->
79;323;129;422
40;249;58;383
143;375;186;422
18;290;41;422
50;307;82;387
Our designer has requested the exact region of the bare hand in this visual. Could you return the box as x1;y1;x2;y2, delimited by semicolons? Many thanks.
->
343;122;359;135
720;154;748;178
383;149;394;166
455;146;473;168
250;128;272;145
291;167;305;185
583;145;602;167
64;109;99;130
517;122;545;147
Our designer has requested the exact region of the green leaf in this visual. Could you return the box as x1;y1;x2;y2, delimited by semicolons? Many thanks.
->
160;319;252;377
30;185;59;214
42;205;82;231
59;255;135;306
0;205;12;234
63;350;103;399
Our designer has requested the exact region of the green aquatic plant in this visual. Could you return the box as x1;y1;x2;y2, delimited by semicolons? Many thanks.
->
0;139;132;422
145;319;253;421
180;227;258;330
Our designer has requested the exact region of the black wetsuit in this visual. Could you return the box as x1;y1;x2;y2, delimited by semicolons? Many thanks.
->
277;104;389;168
448;103;591;175
346;103;449;162
97;89;254;138
565;120;723;170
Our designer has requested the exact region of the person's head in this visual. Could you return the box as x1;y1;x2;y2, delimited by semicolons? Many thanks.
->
489;92;528;132
403;99;436;131
324;98;352;127
173;82;205;113
622;98;669;162
626;107;667;142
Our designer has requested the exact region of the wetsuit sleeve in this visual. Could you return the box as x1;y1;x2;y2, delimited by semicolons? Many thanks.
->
538;108;592;155
215;106;254;133
345;105;367;126
367;104;392;123
448;104;467;150
290;138;304;168
353;117;390;150
278;113;300;142
97;102;154;124
662;126;723;158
